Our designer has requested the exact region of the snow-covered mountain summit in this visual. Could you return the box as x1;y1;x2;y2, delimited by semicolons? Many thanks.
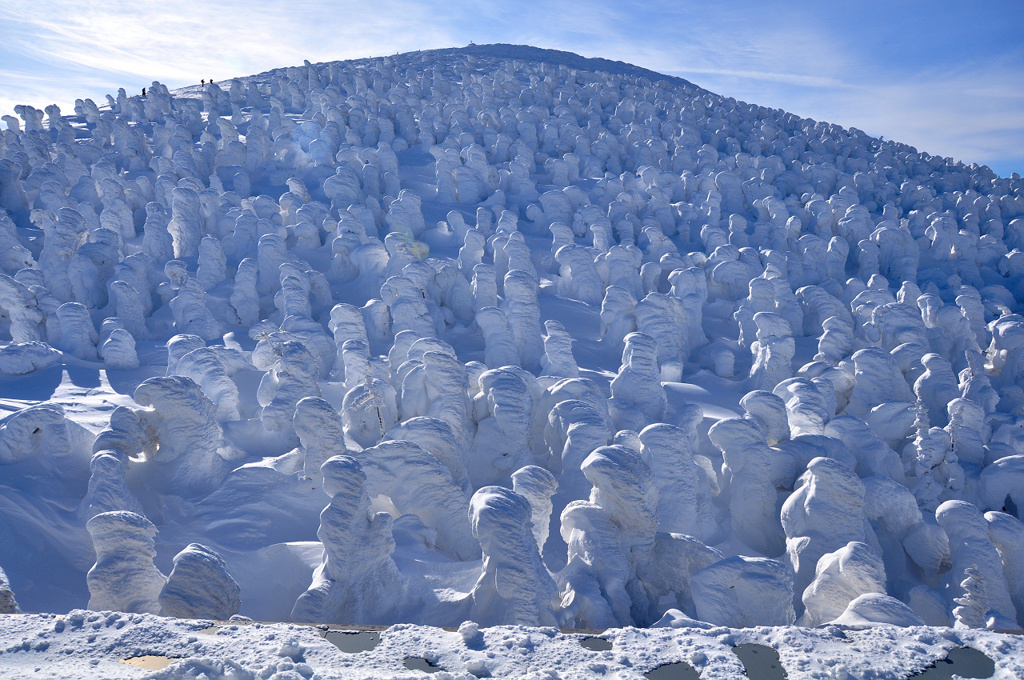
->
243;44;699;91
1;43;1023;644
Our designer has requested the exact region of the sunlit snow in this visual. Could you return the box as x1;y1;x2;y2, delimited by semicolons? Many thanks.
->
1;43;1024;678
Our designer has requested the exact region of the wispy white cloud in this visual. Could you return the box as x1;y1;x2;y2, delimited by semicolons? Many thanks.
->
0;1;458;108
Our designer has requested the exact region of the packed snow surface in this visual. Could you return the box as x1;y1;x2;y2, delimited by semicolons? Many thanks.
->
1;42;1024;677
1;609;1023;679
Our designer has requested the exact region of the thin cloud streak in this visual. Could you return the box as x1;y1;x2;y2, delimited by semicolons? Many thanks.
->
0;1;458;97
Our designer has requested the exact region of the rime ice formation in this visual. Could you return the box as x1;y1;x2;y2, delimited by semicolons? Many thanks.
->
79;449;144;520
782;457;874;613
609;332;667;429
710;417;783;555
935;500;1017;628
510;464;558;556
360;439;478;560
0;341;62;374
342;376;398;449
253;337;322;434
690;555;797;628
469;485;561;626
85;511;165;615
129;376;233;495
541;320;579;378
800;541;887;627
293;396;347;481
100;328;139;369
0;567;18;613
171;342;252;421
749;312;795;390
158;543;241;620
831;592;926;627
639;422;717;542
0;403;89;474
1;44;1024;635
54;302;98;359
557;444;661;627
985;511;1024;628
292;456;406;624
469;366;534;484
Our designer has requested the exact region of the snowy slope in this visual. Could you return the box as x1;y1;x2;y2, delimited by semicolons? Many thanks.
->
1;41;1024;676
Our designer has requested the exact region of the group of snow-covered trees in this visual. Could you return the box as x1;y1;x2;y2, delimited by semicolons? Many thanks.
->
0;45;1023;630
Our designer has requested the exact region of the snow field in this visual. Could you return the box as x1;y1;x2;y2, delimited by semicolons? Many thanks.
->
1;44;1024;675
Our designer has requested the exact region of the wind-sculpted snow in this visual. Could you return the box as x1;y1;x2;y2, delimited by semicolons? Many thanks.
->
0;43;1023;635
361;439;479;561
690;555;796;627
293;396;347;481
85;511;165;615
469;485;561;626
800;540;887;627
935;500;1018;628
158;543;241;620
710;416;783;555
782;457;874;613
831;592;926;627
292;455;406;624
0;566;17;614
130;375;235;495
985;510;1024;628
639;422;716;542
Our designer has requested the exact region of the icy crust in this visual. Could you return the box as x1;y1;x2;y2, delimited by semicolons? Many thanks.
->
0;43;1023;633
2;611;1024;680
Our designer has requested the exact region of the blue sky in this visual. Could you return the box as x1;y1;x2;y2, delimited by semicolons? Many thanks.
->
1;1;1021;176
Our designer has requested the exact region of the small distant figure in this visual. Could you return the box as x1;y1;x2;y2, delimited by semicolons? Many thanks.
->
201;79;205;85
141;87;146;97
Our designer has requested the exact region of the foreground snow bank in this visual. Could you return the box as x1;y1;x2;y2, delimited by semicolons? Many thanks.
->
1;610;1023;679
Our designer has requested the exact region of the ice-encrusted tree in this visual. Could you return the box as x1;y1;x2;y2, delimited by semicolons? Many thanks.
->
86;511;165;615
469;485;562;626
609;332;667;429
558;444;658;627
953;566;989;630
253;337;322;435
710;417;782;556
800;541;887;627
511;465;558;558
293;396;347;482
639;422;716;542
0;567;18;614
159;543;241;620
360;439;478;561
936;500;1017;627
292;455;406;624
781;457;875;612
690;555;797;628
